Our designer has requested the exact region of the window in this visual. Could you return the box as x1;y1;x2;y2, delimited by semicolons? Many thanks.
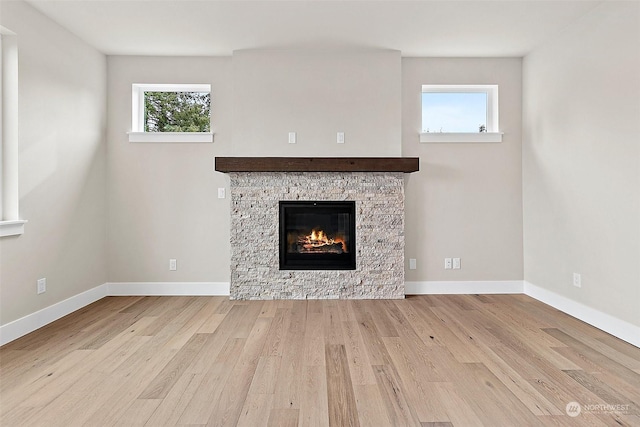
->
1;28;27;237
420;84;502;143
129;84;213;142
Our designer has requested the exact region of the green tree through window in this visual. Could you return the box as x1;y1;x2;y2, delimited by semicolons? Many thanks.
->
144;91;210;132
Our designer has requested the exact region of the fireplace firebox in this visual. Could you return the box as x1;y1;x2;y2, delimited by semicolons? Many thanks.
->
279;201;356;270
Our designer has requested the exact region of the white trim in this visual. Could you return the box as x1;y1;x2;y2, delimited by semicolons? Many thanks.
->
420;132;503;143
524;281;640;348
127;132;214;143
0;219;26;237
131;83;211;135
0;282;230;345
3;280;636;349
0;283;109;346
133;83;211;93
106;282;230;296
405;280;524;295
1;29;24;230
1;33;3;220
404;280;639;347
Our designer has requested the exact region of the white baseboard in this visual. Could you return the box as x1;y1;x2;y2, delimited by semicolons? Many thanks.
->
406;280;639;348
106;282;229;296
524;281;640;348
0;283;109;346
4;280;637;349
106;282;230;296
0;282;230;346
405;280;524;295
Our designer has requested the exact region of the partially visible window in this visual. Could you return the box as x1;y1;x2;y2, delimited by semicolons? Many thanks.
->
129;84;213;142
1;28;27;237
420;84;502;143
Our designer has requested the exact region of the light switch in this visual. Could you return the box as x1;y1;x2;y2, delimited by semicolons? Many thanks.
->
337;132;345;144
218;188;226;199
288;132;296;144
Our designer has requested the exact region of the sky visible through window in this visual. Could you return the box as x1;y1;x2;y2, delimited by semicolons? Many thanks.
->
422;92;487;133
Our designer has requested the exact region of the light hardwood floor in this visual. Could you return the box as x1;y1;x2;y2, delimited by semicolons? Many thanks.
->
1;295;639;426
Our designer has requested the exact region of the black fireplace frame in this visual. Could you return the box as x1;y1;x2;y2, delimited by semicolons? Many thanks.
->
279;201;356;270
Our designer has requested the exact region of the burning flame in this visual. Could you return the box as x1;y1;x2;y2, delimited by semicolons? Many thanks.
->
299;229;347;252
310;229;326;242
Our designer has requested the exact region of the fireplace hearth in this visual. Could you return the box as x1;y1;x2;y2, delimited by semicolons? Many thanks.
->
279;201;356;270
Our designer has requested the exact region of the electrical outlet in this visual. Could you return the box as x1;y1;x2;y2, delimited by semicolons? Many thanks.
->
169;259;177;271
218;188;226;199
288;132;296;144
444;258;452;269
409;258;416;270
453;258;461;269
573;273;581;288
337;132;345;144
37;278;46;294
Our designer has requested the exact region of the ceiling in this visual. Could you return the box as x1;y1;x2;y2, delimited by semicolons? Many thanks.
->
25;0;603;57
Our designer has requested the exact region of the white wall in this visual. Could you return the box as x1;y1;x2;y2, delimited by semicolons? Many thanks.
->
0;1;107;325
107;50;401;284
107;56;233;283
232;49;401;156
402;58;523;282
106;52;523;287
523;1;640;327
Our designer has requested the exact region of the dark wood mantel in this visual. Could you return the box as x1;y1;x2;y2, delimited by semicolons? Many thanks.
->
214;157;419;173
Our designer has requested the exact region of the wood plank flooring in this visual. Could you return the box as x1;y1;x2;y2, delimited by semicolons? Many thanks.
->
1;295;639;426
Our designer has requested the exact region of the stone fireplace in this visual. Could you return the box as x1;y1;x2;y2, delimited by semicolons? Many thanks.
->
216;157;418;300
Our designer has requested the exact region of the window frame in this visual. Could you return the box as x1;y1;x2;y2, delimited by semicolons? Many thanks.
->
128;83;213;143
1;28;27;237
420;84;502;143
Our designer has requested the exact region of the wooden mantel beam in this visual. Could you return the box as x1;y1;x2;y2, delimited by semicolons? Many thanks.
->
214;157;419;173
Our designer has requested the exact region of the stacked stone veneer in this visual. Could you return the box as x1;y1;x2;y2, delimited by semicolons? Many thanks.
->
229;172;405;299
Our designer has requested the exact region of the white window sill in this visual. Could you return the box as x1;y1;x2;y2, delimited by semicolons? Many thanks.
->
420;132;503;143
0;220;27;237
128;132;214;143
